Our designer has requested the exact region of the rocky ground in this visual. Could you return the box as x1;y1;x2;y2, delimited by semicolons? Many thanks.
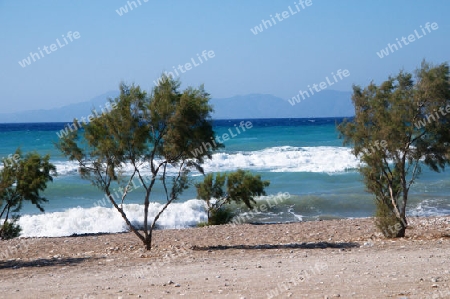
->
1;216;450;298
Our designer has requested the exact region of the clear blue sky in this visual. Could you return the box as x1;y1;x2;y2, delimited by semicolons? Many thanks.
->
0;0;448;113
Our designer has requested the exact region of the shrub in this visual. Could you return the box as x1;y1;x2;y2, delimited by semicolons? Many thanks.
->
0;217;21;240
208;206;236;225
374;199;406;238
196;170;269;226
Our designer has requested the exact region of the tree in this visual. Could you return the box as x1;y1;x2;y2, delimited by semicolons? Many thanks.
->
0;149;56;239
196;169;270;225
338;61;450;237
57;76;222;250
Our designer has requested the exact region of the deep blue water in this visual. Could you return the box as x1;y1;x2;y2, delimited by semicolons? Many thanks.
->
0;119;449;237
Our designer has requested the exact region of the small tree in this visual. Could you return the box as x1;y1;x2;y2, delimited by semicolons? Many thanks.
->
338;61;450;237
57;76;222;250
196;169;270;225
0;149;56;239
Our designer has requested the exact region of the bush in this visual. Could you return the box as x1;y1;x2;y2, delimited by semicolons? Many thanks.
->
196;170;270;225
0;217;21;240
208;206;235;225
0;148;56;240
374;200;405;238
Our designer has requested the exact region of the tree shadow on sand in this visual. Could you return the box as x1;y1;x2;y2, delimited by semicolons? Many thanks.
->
0;256;95;270
191;241;360;251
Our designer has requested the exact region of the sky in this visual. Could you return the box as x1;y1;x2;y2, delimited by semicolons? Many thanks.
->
0;0;449;114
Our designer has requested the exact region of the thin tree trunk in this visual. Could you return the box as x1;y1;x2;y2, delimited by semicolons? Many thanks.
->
143;175;157;243
0;203;9;223
0;204;11;239
107;192;145;244
145;198;176;251
5;205;10;224
395;215;407;237
143;193;149;241
145;230;152;250
399;159;409;237
388;184;402;219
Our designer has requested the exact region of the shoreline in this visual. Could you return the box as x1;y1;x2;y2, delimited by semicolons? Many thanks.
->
1;216;449;298
15;213;448;239
11;214;450;235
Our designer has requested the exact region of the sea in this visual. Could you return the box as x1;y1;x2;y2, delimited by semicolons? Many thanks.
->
1;118;449;238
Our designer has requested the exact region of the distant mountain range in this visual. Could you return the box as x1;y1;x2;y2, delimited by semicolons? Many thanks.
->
0;91;119;123
0;90;354;123
211;91;354;119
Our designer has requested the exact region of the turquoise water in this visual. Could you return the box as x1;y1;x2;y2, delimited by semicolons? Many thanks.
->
0;119;449;237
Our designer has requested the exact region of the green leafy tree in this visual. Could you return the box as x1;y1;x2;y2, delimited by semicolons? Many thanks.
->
57;75;222;250
0;149;56;239
196;169;270;225
338;61;450;237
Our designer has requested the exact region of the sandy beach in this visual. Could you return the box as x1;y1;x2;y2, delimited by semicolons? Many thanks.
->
1;216;450;299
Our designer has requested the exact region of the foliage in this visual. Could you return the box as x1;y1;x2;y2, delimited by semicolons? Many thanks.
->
0;148;56;240
1;216;21;240
338;61;450;237
374;199;403;238
196;169;270;225
208;206;236;226
56;75;222;250
196;221;208;228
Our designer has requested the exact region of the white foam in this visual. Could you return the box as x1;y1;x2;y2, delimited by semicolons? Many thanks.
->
288;206;303;221
52;146;360;176
51;160;82;176
203;146;359;173
409;198;450;217
18;199;207;238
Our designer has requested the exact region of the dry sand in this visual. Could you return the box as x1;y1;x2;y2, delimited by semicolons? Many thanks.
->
1;216;450;299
